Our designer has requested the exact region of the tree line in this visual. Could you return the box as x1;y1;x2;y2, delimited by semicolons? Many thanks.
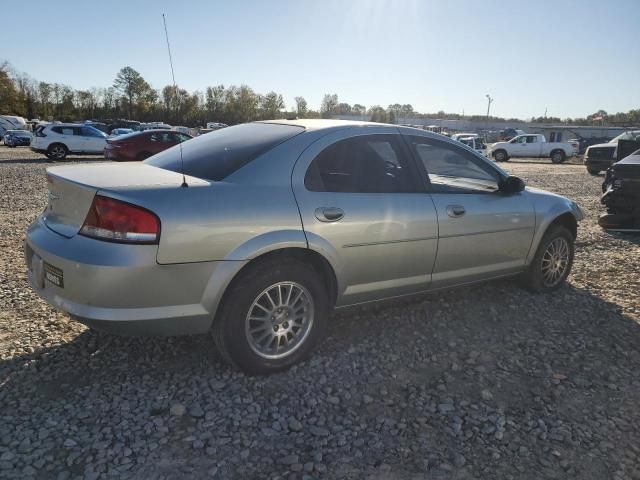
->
1;61;638;127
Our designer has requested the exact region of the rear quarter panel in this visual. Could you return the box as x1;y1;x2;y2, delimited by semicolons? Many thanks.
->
102;182;306;264
99;133;331;265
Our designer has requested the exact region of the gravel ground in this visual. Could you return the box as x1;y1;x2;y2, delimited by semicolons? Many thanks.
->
1;146;639;480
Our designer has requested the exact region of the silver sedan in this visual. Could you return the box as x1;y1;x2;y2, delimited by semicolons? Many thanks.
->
25;120;584;373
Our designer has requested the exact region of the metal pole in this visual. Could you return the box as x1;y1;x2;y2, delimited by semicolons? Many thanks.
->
485;94;493;136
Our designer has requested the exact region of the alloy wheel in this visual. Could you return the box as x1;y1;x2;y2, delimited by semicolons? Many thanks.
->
541;237;570;287
245;281;314;360
51;146;65;159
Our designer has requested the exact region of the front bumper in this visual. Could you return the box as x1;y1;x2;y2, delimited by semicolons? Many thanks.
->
25;216;221;335
584;156;614;171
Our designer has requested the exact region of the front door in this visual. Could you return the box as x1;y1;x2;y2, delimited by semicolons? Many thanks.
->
405;134;536;287
292;128;438;306
80;126;106;153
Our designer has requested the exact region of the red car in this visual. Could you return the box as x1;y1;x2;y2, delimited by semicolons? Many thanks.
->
104;130;192;161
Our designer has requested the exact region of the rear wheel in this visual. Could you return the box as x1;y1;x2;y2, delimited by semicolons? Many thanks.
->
550;150;566;164
493;150;508;162
47;143;68;160
587;167;600;175
212;259;328;374
523;225;574;292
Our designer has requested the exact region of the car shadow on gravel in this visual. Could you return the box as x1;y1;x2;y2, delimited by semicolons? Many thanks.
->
3;280;640;398
605;231;640;245
2;281;640;479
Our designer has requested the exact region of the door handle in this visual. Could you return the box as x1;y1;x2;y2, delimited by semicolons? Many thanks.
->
315;207;344;222
446;205;466;218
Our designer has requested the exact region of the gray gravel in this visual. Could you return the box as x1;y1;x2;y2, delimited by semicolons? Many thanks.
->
1;146;640;480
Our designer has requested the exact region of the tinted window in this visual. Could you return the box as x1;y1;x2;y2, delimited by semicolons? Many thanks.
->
81;126;106;137
52;126;75;135
526;135;538;143
146;123;303;181
408;136;501;193
305;135;416;193
149;132;174;143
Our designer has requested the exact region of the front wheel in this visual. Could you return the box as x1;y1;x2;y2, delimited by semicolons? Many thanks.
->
523;225;574;293
493;150;508;162
212;259;328;374
550;150;566;164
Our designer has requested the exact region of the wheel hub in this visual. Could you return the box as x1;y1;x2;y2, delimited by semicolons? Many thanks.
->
245;282;314;359
541;237;570;287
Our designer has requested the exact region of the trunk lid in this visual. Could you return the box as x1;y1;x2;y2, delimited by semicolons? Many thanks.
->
43;163;208;237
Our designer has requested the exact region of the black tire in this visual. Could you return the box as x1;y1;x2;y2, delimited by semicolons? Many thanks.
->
522;225;574;293
47;143;68;160
212;259;329;374
587;167;600;175
493;150;508;162
136;151;151;161
550;150;566;164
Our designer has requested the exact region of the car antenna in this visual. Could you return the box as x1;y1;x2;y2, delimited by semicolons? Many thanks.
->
162;13;187;188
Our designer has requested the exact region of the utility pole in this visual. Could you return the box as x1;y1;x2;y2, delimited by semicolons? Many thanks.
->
485;94;493;135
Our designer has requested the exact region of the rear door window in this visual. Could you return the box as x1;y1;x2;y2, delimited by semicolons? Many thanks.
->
304;134;418;193
146;122;304;181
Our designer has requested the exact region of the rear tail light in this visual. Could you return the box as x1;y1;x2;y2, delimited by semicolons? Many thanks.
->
80;195;160;243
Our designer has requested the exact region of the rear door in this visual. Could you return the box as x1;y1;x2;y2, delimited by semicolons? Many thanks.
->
404;134;535;287
292;127;438;306
51;126;79;151
149;132;176;155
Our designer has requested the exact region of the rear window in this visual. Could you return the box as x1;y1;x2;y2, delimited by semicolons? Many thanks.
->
145;122;304;181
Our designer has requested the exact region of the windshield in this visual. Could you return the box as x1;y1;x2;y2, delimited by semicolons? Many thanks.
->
145;122;304;181
610;130;640;143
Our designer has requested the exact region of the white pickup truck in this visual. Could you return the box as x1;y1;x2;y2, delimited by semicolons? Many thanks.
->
488;134;574;163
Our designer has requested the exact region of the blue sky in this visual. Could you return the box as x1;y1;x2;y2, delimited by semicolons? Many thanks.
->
3;0;639;119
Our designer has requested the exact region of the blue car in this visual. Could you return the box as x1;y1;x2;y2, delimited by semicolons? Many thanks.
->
3;129;33;147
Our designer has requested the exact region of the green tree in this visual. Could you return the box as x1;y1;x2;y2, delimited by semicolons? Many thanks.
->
335;103;352;115
320;93;338;118
0;63;19;114
294;96;308;117
352;104;366;116
368;105;387;123
113;66;153;119
261;91;285;119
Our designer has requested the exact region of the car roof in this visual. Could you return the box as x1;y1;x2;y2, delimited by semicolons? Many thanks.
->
257;119;393;131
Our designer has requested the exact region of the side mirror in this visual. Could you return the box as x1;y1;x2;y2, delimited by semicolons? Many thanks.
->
499;175;525;194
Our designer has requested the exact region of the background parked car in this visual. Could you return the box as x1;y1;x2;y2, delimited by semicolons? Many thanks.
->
3;129;33;147
599;147;640;230
584;130;640;174
206;122;228;130
459;136;487;157
30;124;107;160
499;128;525;141
103;130;192;161
109;128;134;137
489;134;574;163
451;133;478;142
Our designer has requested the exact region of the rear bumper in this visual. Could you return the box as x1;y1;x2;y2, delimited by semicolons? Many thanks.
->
25;216;225;335
104;148;135;161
